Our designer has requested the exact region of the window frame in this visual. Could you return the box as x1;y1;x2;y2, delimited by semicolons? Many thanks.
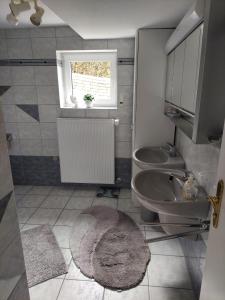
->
56;50;118;109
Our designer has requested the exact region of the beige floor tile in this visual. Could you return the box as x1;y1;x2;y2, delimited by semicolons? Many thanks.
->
148;255;192;289
92;197;117;209
29;278;63;300
27;208;62;225
104;285;149;300
57;280;104;300
65;196;93;210
149;286;196;300
56;209;82;226
41;195;70;209
53;225;72;248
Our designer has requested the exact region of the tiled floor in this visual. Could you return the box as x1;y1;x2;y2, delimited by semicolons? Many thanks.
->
15;185;196;300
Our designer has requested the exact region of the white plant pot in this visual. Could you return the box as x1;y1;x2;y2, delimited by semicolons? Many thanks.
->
70;96;78;108
85;101;93;108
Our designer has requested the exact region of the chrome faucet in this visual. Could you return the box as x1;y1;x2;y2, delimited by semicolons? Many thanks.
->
167;170;192;184
163;142;177;157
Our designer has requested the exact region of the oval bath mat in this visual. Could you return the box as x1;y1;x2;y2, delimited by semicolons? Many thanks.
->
70;206;150;290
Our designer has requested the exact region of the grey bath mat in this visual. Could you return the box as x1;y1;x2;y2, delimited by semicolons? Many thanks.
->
21;225;68;287
70;206;150;290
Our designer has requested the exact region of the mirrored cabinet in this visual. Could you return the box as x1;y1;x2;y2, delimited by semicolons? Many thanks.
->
164;0;225;144
166;24;203;114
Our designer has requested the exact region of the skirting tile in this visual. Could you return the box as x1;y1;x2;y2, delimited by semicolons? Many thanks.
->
10;156;131;188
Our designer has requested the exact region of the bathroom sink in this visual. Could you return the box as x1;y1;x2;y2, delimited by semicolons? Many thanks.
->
133;146;184;170
131;169;209;220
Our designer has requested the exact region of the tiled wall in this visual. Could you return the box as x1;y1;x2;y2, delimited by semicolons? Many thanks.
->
0;26;134;186
176;129;220;195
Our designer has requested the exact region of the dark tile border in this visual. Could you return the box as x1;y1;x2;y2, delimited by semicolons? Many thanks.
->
0;86;11;96
16;105;40;122
10;156;131;188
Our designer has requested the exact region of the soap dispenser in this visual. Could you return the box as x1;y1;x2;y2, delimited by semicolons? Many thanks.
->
182;174;198;201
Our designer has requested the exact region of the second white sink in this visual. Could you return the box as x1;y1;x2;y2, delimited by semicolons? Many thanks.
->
133;146;185;170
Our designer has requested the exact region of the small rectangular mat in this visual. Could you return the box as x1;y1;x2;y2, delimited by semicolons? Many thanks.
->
21;225;68;287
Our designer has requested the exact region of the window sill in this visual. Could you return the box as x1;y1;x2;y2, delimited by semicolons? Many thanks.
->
60;105;117;110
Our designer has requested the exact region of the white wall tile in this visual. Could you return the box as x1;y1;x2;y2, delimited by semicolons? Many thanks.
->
32;37;57;59
0;39;8;59
1;105;17;122
0;87;14;104
16;106;38;123
30;27;56;38
11;67;35;85
59;108;86;118
7;38;32;59
56;37;83;50
109;106;132;124
116;141;132;158
34;66;58;85
116;124;132;141
40;123;57;139
39;105;59;122
118;85;133;106
42;139;59;156
108;38;135;58
13;86;38;104
5;122;19;139
55;26;80;37
176;129;220;194
83;39;108;50
0;30;6;38
0;67;12;85
86;109;109;118
18;123;41;139
6;28;30;38
37;85;59;104
8;139;21;155
20;139;42;155
118;65;134;85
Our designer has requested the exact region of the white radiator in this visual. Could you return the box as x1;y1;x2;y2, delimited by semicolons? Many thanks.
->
57;118;115;184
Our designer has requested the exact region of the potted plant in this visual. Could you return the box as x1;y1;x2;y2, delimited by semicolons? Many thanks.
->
83;94;94;108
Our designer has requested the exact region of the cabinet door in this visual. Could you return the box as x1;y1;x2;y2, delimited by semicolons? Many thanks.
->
180;25;203;113
171;41;186;106
165;51;174;102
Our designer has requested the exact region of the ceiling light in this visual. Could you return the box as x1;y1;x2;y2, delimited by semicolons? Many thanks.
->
30;0;44;26
9;0;31;16
6;0;45;27
6;12;19;26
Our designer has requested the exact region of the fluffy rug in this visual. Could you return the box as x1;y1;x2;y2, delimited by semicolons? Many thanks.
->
21;225;67;287
70;206;150;290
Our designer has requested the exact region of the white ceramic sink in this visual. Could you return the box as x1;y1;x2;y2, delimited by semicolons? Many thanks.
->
133;146;184;170
131;169;209;220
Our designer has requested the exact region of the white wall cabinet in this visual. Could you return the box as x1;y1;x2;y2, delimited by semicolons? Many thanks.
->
181;25;203;113
164;0;225;144
172;41;186;107
165;24;203;114
165;51;174;103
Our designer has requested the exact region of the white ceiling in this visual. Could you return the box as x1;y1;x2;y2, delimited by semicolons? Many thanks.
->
0;0;195;39
0;0;64;28
42;0;195;38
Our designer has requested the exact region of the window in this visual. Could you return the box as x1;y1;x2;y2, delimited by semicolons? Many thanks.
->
57;50;117;109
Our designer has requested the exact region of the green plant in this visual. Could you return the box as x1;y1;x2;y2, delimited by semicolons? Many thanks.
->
83;94;95;102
